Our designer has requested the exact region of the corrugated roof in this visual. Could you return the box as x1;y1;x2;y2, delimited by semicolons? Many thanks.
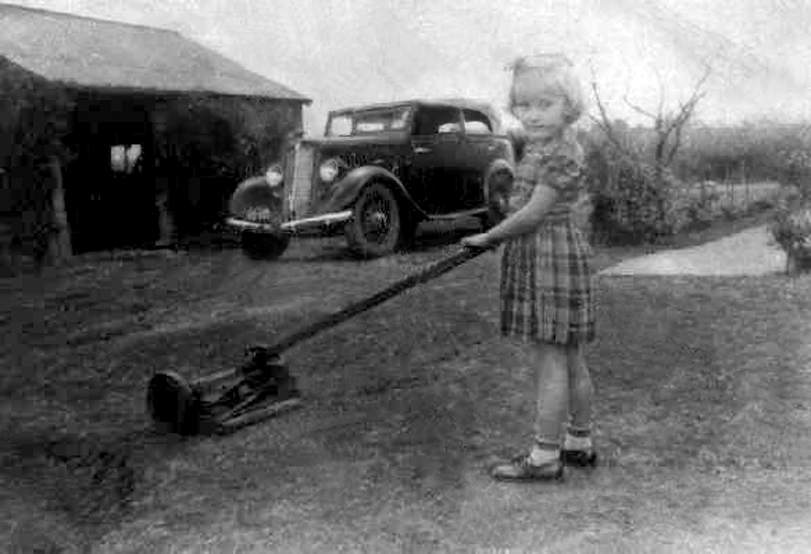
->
0;3;311;102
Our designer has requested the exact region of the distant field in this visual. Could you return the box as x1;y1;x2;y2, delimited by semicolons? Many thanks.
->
685;180;783;211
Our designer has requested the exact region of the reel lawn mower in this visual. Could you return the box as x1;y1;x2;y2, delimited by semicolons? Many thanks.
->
146;245;489;436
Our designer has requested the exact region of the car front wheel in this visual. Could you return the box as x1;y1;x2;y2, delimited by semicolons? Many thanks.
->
345;182;402;258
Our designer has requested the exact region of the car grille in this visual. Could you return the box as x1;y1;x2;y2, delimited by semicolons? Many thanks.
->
284;144;316;219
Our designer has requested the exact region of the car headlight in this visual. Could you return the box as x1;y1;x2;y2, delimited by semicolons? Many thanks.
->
265;165;283;187
319;159;341;183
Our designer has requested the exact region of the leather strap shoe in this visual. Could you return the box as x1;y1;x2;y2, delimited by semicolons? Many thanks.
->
561;449;598;467
490;454;564;482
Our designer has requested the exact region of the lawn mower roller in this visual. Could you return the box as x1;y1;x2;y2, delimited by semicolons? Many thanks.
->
146;245;489;436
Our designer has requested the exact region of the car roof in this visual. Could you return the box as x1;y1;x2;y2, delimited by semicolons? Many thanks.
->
328;98;506;132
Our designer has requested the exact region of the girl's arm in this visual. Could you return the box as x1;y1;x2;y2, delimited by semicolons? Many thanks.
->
476;183;558;246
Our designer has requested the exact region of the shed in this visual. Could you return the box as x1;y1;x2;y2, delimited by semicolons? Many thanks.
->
0;3;310;262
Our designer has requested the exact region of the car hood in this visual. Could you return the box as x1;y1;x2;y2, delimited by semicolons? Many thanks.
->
298;133;409;148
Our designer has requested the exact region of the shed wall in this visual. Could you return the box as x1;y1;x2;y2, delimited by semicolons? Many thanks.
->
0;58;305;266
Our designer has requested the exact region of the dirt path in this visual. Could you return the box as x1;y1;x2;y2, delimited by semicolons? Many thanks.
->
600;224;786;276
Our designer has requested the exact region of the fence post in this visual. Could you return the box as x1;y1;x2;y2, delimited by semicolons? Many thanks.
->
742;160;749;208
156;187;175;247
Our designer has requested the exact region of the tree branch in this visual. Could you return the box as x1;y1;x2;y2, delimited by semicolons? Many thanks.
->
662;68;711;165
654;67;665;117
590;77;637;160
623;95;657;121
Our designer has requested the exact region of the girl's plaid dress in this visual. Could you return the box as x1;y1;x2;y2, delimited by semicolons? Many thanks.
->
500;130;595;345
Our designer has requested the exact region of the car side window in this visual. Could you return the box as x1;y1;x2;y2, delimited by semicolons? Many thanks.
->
462;109;493;134
413;106;461;136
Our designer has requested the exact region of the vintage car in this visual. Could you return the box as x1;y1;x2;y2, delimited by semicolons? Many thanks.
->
226;98;516;259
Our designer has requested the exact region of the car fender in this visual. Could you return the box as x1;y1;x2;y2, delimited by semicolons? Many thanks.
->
228;175;283;218
318;166;427;219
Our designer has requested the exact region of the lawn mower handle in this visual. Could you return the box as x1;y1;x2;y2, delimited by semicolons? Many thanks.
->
146;245;491;435
256;245;491;357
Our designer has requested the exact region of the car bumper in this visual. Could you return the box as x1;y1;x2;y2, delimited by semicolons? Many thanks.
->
226;210;353;235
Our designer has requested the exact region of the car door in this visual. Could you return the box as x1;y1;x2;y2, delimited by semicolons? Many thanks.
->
408;105;465;214
458;108;497;210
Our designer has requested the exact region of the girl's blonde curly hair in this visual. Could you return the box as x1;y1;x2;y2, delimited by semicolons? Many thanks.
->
508;53;585;124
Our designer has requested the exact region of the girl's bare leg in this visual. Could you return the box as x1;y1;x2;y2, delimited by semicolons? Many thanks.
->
566;344;594;437
562;344;597;466
532;342;569;455
490;341;569;480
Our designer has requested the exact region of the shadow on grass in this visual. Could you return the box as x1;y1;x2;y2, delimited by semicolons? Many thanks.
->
0;316;271;527
273;219;482;263
0;421;194;550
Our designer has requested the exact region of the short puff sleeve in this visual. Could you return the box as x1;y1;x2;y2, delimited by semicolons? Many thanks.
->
507;138;585;214
536;143;584;194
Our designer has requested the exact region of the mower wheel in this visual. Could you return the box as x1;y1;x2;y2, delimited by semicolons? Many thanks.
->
146;371;199;435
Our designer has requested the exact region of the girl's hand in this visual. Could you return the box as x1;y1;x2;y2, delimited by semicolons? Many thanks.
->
461;233;495;250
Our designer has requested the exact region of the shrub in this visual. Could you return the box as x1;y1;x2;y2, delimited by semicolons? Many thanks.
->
0;60;75;266
584;123;793;245
770;187;811;273
663;180;735;234
586;147;677;244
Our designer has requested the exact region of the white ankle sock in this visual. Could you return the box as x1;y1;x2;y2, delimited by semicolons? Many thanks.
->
563;433;592;451
529;445;559;465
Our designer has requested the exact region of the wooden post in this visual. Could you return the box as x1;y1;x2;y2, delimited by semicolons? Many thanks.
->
742;160;749;208
48;156;72;263
156;187;175;247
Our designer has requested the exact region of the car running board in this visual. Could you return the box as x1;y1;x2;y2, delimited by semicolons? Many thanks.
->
424;208;488;221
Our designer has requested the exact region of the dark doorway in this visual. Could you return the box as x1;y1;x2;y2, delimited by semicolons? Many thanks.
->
65;93;159;253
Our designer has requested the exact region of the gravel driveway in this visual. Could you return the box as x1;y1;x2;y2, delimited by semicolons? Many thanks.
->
599;224;787;276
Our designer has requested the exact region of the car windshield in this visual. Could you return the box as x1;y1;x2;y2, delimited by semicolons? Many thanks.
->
326;106;412;137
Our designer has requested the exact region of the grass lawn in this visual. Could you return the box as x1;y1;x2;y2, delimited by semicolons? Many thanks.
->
3;211;811;553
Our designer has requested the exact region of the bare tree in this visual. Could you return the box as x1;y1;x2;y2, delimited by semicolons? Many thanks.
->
588;66;711;238
590;65;711;173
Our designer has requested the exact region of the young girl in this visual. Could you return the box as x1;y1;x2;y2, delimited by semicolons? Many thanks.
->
461;54;597;481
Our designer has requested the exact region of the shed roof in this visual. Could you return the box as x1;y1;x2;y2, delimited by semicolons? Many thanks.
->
0;3;310;102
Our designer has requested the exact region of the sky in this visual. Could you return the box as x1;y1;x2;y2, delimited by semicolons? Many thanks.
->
9;0;811;135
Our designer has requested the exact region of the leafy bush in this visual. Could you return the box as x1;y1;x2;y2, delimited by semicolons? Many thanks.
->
770;186;811;272
0;59;75;266
153;96;301;235
771;208;811;253
581;120;799;246
665;182;717;233
586;144;677;244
